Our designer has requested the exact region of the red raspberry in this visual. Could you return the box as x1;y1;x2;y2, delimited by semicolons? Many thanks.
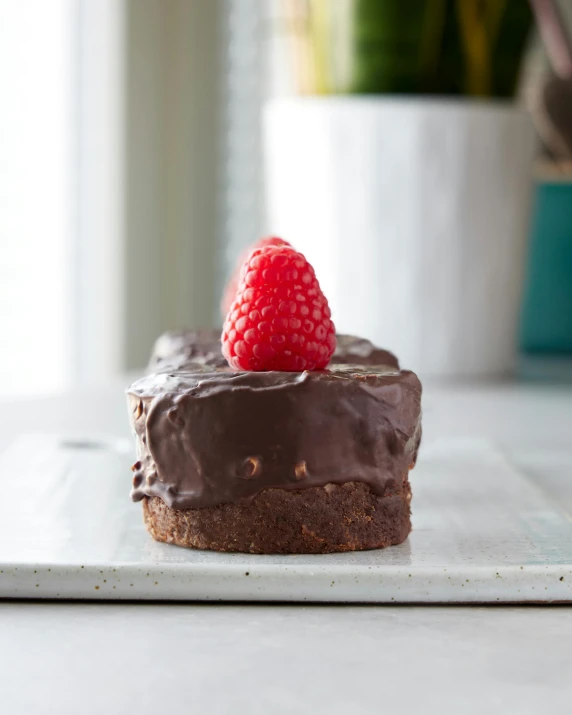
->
222;245;336;371
220;236;291;318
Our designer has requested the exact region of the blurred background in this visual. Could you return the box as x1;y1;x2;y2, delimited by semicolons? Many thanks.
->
1;0;571;397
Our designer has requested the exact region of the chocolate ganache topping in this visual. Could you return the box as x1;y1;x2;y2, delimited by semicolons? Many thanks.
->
149;329;399;372
128;363;422;510
149;329;228;371
333;334;399;368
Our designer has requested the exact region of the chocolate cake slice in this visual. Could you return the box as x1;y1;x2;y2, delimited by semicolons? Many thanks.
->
149;328;399;372
128;363;421;554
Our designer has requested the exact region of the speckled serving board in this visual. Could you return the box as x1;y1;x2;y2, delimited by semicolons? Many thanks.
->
1;435;571;603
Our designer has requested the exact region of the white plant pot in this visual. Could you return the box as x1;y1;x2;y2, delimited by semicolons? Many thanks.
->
263;97;535;378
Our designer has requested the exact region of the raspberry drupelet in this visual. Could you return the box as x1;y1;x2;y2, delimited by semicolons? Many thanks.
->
220;236;291;318
222;244;336;371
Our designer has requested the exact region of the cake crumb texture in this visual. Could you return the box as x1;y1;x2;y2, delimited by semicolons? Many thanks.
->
142;477;411;554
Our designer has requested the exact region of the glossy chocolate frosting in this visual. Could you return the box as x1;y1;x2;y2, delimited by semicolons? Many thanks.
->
128;364;422;510
149;329;399;372
149;329;228;370
333;334;399;368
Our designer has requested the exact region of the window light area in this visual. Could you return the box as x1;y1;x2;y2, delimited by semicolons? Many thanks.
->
0;1;73;396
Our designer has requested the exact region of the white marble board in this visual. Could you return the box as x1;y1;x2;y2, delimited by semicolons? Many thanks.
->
1;435;571;603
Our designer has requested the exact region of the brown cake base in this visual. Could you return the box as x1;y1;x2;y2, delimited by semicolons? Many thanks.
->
142;477;412;554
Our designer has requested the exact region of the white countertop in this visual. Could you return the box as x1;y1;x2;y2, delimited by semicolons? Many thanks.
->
2;602;572;714
2;377;572;713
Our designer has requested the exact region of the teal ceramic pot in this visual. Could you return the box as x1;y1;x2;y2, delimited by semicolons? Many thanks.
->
520;179;572;354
